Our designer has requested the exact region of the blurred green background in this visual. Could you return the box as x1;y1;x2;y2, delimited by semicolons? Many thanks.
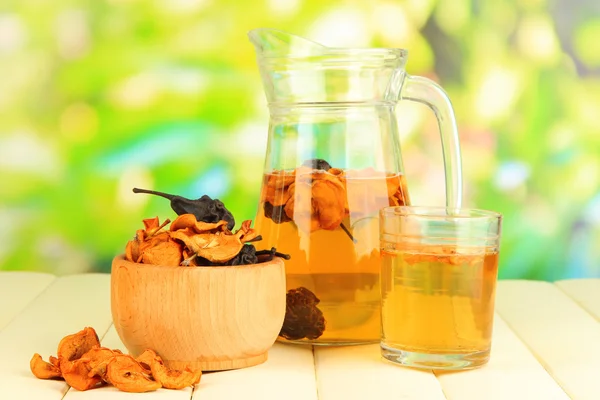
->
1;0;599;279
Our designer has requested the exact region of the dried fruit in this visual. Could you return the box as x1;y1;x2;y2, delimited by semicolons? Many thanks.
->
284;171;346;232
30;354;62;380
169;214;230;233
135;349;159;372
124;189;290;267
279;287;326;341
141;217;171;238
57;327;100;363
195;244;258;266
400;243;485;266
263;202;292;223
133;188;235;230
303;158;332;170
255;247;291;261
150;357;202;390
139;234;183;266
49;356;60;369
261;170;295;207
125;217;180;265
82;347;120;380
170;215;260;264
106;355;161;393
62;358;104;391
30;328;203;393
260;160;355;241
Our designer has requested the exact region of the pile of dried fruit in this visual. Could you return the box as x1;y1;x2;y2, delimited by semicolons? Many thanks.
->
127;189;289;267
125;189;302;340
30;327;201;392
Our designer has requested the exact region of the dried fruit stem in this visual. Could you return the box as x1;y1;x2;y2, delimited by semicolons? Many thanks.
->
132;188;176;200
340;223;356;243
256;248;291;260
181;253;197;266
245;235;263;243
149;218;171;237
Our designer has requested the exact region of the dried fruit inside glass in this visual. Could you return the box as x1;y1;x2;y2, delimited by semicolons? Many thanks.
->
254;160;410;345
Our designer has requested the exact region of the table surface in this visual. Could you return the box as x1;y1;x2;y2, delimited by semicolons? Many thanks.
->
1;272;599;400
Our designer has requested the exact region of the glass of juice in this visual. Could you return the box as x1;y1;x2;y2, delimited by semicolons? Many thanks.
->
379;206;502;370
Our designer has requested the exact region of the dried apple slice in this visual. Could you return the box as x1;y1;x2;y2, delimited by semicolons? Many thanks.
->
62;358;103;391
30;354;62;380
150;358;202;389
57;327;100;363
106;355;161;393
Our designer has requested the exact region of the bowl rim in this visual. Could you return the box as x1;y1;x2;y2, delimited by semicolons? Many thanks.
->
112;254;285;271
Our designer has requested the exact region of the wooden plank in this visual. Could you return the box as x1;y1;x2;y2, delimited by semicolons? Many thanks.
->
435;315;569;400
555;279;600;320
64;325;193;399
314;344;447;400
495;280;600;400
0;272;56;330
0;273;114;400
194;343;317;400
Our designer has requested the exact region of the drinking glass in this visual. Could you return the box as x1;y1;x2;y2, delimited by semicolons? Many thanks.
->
379;206;502;370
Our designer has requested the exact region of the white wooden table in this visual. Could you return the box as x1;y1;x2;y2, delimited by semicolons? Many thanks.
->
1;272;599;400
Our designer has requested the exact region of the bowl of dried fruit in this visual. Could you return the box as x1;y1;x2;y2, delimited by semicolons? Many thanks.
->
111;189;288;372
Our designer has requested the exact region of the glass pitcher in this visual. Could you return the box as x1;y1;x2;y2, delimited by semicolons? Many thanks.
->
249;28;462;345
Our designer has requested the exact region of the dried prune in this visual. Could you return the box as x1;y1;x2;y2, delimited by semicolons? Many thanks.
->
302;158;332;171
227;244;259;265
264;202;292;223
132;188;235;230
279;287;325;340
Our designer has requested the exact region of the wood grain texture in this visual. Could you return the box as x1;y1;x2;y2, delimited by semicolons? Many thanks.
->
195;343;318;400
2;273;600;400
314;344;447;400
0;272;55;331
555;279;600;320
496;280;600;400
435;315;569;400
111;256;287;371
0;273;113;400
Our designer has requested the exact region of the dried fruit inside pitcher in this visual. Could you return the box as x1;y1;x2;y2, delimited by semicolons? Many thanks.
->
257;159;411;343
260;158;408;233
279;287;326;340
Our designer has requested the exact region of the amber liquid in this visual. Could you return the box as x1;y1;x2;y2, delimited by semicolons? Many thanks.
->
380;246;499;356
255;169;409;345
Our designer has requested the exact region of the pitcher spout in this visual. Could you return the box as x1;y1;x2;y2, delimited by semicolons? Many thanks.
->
248;28;326;58
248;28;408;105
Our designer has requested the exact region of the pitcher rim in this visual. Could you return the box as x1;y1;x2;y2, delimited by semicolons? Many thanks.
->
248;28;408;62
381;206;502;220
255;47;408;62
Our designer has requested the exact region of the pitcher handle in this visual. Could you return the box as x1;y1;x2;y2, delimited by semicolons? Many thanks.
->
400;75;463;208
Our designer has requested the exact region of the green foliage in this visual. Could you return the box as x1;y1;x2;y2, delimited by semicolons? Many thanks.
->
1;0;599;278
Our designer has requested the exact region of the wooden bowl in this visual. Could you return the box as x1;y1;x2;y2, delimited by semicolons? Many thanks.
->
110;255;286;371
